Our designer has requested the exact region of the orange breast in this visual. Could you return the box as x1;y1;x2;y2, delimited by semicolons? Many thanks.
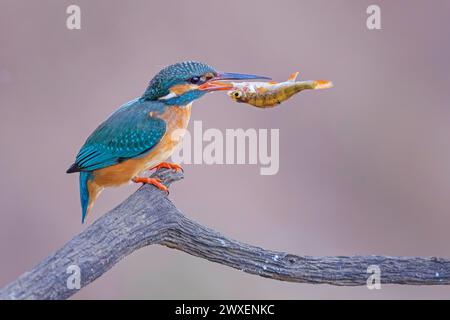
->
92;104;192;187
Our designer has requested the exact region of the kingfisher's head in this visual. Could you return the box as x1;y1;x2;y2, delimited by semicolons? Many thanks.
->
142;61;270;105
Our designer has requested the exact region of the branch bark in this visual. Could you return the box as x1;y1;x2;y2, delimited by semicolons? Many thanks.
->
1;168;449;299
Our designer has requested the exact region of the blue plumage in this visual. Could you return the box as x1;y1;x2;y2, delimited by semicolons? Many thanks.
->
143;61;216;100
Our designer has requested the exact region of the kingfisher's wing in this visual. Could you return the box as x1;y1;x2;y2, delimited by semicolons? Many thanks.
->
67;99;167;173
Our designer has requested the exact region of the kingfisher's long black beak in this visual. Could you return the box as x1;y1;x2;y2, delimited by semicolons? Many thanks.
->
214;72;271;81
198;72;271;92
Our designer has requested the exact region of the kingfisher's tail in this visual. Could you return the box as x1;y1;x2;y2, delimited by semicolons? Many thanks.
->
79;171;95;223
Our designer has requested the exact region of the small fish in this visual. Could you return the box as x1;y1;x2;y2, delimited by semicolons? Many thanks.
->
224;72;333;108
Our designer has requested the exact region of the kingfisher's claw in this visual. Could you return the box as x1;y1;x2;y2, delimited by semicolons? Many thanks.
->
132;176;169;194
151;162;183;172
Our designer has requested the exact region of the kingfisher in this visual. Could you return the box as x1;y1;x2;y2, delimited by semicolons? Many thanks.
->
67;61;269;223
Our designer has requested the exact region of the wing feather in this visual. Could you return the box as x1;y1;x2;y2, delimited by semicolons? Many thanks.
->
67;99;166;172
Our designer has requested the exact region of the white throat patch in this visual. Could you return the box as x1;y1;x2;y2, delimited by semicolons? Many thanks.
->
158;92;178;100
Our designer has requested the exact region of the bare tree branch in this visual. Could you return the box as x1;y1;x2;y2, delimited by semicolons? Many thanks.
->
0;168;449;299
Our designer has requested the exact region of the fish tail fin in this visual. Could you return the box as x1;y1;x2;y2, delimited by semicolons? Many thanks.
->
313;80;334;90
293;80;334;92
287;72;299;82
79;171;98;224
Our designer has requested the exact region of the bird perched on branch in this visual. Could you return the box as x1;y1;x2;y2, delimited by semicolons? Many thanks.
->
67;61;269;223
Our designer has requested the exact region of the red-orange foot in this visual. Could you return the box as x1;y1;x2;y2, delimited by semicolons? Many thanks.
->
132;177;169;193
150;162;183;172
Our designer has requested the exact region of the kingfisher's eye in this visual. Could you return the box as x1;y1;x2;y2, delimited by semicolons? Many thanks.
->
189;76;200;84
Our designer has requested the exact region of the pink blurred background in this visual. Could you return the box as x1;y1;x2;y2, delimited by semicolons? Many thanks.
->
1;0;450;299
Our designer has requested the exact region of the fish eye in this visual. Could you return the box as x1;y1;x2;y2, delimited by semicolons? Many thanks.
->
233;91;242;98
